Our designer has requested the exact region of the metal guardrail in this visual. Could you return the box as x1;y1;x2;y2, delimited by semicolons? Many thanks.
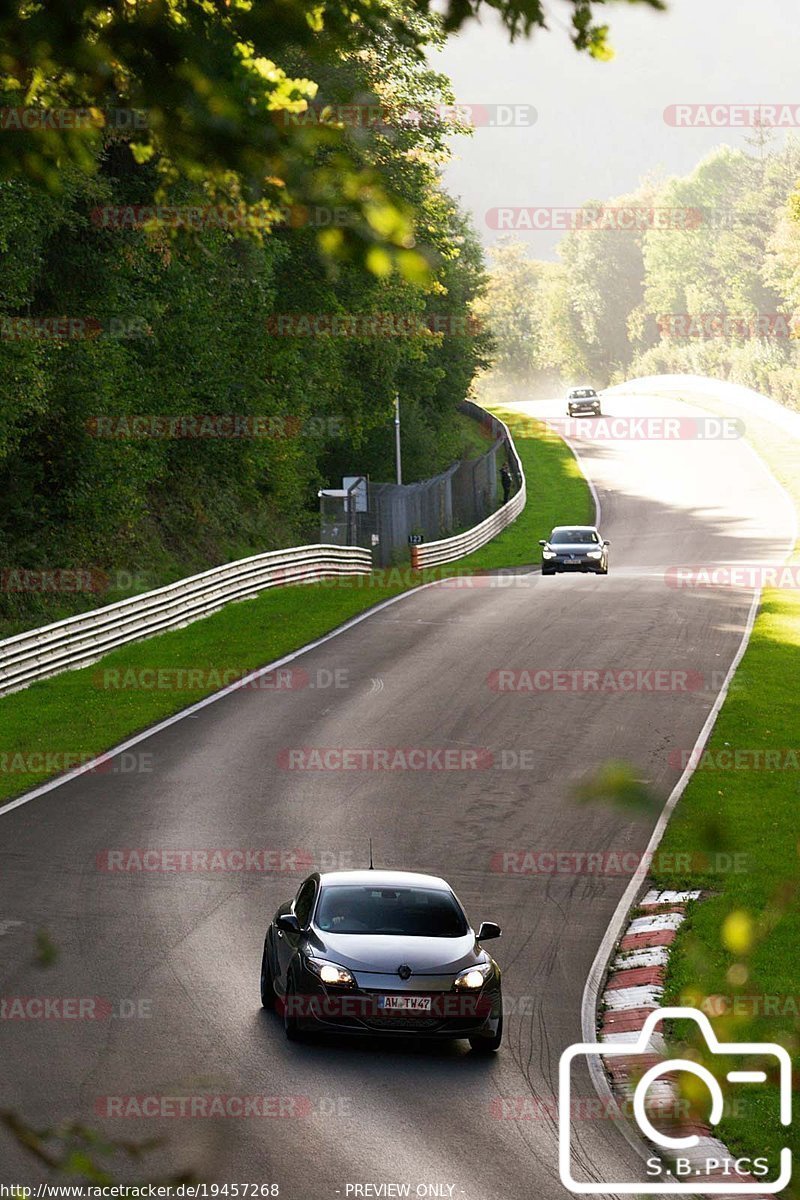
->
0;545;372;697
0;403;524;697
410;405;526;569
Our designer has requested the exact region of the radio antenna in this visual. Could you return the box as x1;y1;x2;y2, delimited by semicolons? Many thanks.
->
368;838;374;869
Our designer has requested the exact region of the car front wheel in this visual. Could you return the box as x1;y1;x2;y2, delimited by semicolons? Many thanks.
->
283;974;301;1041
469;1013;503;1054
260;936;275;1009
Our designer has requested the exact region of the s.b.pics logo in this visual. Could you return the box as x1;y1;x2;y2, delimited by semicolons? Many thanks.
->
558;1007;792;1193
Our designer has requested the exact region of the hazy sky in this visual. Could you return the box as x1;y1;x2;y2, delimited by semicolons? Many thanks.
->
434;0;798;258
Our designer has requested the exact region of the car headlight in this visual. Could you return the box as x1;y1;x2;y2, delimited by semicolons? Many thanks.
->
306;958;356;987
454;962;493;990
586;549;602;559
542;549;557;559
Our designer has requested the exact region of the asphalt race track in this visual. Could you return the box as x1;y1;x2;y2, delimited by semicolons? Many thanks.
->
0;391;794;1199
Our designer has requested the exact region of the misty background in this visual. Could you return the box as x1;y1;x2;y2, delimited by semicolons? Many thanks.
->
435;0;798;256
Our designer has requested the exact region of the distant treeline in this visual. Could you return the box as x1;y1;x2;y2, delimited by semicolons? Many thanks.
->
479;137;800;408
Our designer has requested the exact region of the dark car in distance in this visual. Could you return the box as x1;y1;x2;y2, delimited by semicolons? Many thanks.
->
260;869;503;1052
539;525;610;575
567;387;602;417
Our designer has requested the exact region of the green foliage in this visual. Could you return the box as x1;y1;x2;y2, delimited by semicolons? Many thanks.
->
0;0;664;269
0;25;491;631
480;139;800;405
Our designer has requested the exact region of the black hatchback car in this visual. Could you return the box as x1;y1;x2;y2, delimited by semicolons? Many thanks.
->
567;387;602;417
260;869;503;1051
539;525;610;574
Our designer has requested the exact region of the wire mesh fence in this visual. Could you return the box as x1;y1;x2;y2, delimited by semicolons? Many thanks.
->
319;403;514;566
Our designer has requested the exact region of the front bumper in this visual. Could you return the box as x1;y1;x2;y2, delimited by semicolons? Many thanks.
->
542;557;604;573
284;983;502;1039
568;403;601;416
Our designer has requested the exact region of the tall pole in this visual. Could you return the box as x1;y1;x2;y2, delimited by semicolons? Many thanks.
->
394;393;402;485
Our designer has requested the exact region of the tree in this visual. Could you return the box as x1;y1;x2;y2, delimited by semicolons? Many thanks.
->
0;0;665;270
0;9;492;625
555;185;655;379
472;240;548;381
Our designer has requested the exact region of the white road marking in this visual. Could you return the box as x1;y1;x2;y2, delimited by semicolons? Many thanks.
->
0;582;445;819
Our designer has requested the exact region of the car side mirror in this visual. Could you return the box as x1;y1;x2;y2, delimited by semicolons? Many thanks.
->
477;921;501;941
603;540;610;547
538;539;547;547
277;913;302;934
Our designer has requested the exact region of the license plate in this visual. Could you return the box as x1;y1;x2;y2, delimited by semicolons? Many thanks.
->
378;995;432;1011
567;556;580;563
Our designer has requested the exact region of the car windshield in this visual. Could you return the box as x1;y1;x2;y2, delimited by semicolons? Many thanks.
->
315;885;469;937
571;390;595;398
550;529;599;545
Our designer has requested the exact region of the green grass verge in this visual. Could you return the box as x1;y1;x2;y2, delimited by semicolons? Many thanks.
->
453;406;593;572
643;392;800;1192
0;404;591;807
0;410;494;642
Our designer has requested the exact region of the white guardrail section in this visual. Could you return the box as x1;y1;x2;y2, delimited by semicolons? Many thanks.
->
0;545;372;698
410;404;526;569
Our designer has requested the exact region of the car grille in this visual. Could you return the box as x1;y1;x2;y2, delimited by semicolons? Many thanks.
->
364;1015;442;1031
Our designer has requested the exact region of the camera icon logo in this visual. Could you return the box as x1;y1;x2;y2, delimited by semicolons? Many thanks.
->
559;1006;792;1193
